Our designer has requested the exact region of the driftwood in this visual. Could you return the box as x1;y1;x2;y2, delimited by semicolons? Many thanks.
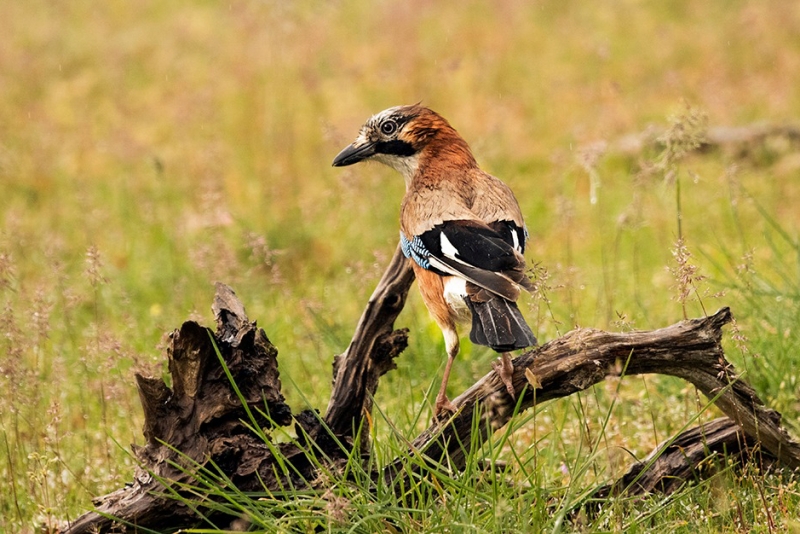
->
599;123;800;157
324;245;415;446
62;246;800;533
587;416;763;501
386;304;800;486
63;284;297;532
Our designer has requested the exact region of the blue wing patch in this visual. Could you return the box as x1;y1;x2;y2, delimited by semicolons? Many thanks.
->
400;231;432;270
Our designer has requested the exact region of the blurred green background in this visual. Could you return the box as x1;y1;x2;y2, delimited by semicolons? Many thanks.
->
2;0;800;531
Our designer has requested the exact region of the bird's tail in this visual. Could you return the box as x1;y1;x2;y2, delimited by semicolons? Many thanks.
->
464;291;537;352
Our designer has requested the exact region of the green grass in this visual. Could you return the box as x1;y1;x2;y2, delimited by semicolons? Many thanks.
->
2;0;800;531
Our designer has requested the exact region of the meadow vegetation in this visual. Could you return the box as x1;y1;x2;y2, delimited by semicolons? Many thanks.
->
1;0;800;532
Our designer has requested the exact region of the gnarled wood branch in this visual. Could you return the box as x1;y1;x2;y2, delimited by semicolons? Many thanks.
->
587;416;763;502
62;254;800;533
597;123;800;157
64;283;293;533
325;244;414;443
387;307;800;487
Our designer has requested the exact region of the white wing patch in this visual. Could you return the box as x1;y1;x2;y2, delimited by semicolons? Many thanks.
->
511;227;520;252
439;231;459;258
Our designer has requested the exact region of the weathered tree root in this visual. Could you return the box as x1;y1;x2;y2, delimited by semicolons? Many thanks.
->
325;244;415;448
596;122;800;157
63;283;296;532
386;306;800;488
589;416;764;500
61;247;800;533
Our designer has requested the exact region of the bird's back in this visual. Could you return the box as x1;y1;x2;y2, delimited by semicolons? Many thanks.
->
400;167;525;238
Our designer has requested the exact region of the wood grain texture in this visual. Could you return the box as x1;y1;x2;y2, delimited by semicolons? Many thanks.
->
600;123;800;156
386;307;800;486
63;283;292;533
324;244;414;442
62;262;800;533
587;417;762;500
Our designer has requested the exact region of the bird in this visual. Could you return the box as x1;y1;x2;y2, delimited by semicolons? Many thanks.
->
332;104;537;416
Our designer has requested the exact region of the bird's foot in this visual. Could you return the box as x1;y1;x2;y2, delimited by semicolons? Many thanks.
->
492;353;516;399
434;393;458;419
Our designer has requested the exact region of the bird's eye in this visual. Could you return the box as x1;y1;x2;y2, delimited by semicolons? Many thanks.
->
380;120;398;136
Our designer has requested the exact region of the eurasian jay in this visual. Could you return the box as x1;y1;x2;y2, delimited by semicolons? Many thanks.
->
333;104;537;416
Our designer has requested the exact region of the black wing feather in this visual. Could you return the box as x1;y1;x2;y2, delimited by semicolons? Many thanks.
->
487;220;526;254
413;219;532;300
418;220;520;272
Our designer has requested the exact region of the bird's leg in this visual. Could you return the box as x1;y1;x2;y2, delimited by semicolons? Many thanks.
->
492;351;516;399
435;355;458;415
435;328;460;416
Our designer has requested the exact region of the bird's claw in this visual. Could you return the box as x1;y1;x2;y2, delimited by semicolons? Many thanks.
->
493;354;516;399
434;394;458;419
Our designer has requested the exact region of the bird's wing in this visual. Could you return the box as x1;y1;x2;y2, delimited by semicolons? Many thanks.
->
401;219;532;302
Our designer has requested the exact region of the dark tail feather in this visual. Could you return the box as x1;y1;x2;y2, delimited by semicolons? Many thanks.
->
465;295;538;352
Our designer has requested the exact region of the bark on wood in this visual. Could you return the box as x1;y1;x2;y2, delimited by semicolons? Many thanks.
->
386;307;800;488
63;283;294;533
600;123;800;157
63;249;415;533
62;257;800;533
586;416;765;502
324;244;415;446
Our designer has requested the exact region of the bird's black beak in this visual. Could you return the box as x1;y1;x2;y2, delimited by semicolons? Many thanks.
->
332;142;376;167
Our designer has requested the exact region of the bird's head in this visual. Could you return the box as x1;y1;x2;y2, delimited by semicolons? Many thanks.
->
332;104;475;185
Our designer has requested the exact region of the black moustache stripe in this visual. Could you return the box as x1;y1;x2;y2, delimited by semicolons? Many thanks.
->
374;140;417;157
